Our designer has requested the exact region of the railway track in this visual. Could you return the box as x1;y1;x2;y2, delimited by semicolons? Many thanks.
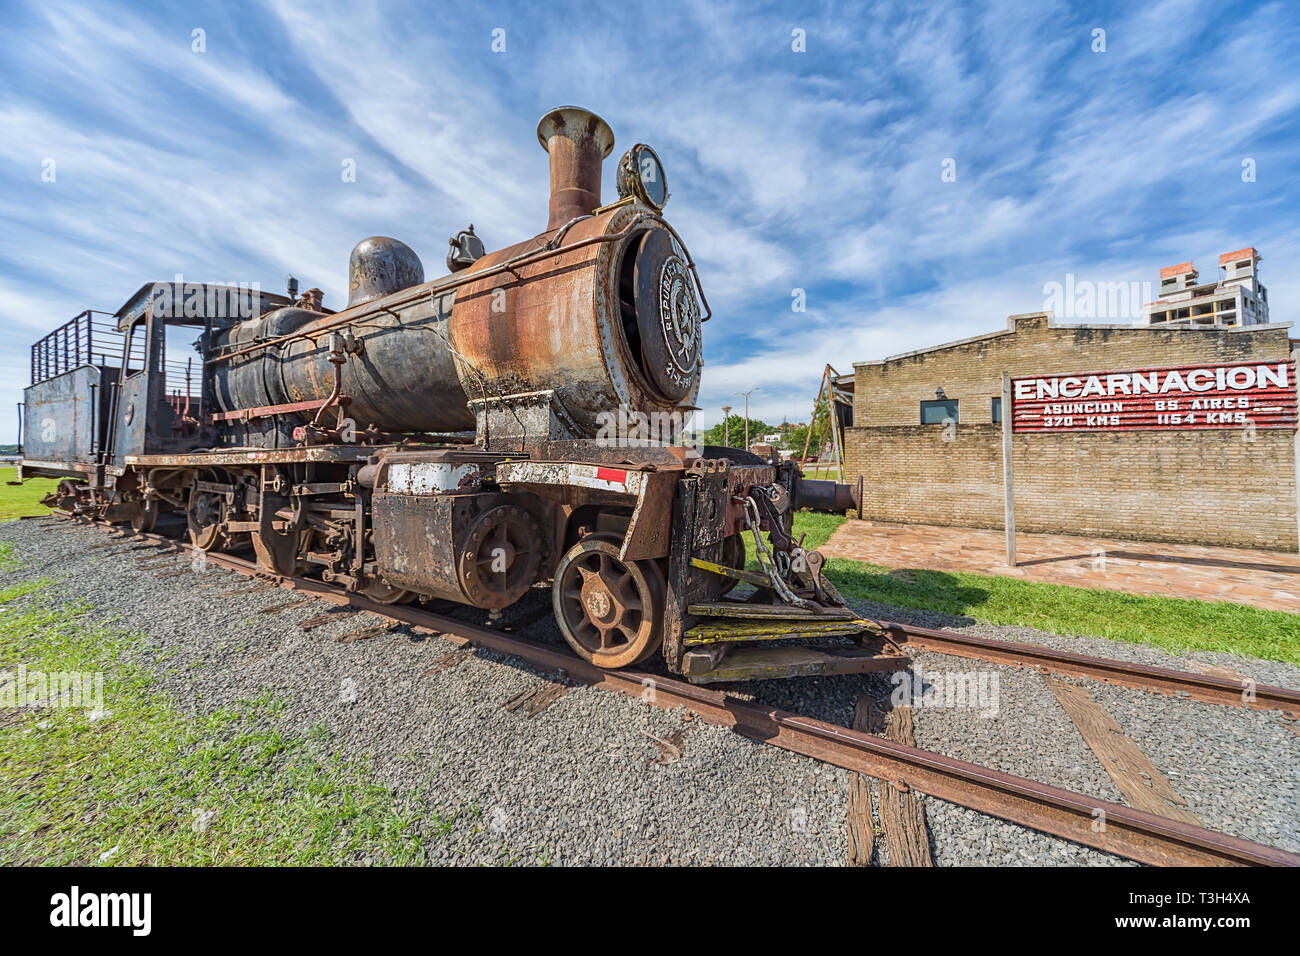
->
34;512;1300;867
887;623;1300;718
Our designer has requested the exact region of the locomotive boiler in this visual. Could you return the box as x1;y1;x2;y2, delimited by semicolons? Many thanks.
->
210;108;700;449
18;106;896;684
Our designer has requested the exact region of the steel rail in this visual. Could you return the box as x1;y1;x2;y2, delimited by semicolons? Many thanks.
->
886;622;1300;718
44;513;1300;867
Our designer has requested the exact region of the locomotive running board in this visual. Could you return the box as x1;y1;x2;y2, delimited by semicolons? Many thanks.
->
681;644;910;684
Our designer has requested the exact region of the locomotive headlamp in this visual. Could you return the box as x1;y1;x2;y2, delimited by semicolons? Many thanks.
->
617;144;668;210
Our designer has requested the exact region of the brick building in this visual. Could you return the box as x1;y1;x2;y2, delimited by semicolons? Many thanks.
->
843;312;1299;551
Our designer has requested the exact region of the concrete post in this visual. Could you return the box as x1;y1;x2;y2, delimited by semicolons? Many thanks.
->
1002;371;1016;567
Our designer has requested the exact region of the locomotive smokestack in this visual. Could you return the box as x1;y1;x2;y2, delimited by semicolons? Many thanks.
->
537;106;615;231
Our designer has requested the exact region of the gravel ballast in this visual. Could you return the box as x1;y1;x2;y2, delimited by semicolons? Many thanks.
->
2;516;1296;865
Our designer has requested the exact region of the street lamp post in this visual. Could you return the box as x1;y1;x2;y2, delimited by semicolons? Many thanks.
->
721;405;733;447
736;388;759;450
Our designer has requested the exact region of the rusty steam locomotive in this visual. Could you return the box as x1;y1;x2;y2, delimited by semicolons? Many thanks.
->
18;106;895;683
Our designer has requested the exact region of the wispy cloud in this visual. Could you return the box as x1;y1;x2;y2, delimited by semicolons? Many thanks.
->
1;0;1296;441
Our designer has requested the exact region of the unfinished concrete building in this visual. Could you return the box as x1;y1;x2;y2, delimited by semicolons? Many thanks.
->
1143;247;1269;329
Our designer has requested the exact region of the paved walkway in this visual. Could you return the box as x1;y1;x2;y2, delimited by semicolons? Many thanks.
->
821;520;1300;613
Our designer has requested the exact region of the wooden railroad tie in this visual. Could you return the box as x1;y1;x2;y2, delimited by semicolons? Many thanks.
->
1184;659;1253;684
502;679;570;718
846;694;878;867
641;726;688;767
1046;676;1200;825
300;609;360;631
258;597;317;616
422;646;477;677
877;703;934;866
192;574;236;588
216;582;276;598
335;624;394;644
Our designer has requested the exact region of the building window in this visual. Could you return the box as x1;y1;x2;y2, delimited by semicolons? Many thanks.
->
920;399;958;424
991;397;1002;423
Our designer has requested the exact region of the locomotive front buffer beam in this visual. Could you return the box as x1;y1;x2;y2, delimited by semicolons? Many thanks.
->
494;456;907;683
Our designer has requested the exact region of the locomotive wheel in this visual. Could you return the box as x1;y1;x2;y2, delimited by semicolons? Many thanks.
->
457;505;542;609
718;533;746;597
50;479;84;515
553;536;665;669
188;489;227;552
360;579;416;605
251;492;306;575
131;499;159;534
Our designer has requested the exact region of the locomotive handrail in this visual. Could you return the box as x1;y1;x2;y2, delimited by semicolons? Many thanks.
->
204;211;710;366
29;310;127;385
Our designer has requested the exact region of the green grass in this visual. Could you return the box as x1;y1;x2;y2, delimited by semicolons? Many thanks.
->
791;512;1300;663
798;463;845;481
0;466;57;521
0;578;536;865
0;542;21;573
790;510;847;551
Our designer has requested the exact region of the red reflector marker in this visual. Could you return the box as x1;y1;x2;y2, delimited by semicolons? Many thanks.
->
595;467;628;484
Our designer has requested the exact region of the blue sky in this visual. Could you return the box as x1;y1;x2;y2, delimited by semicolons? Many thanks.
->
2;0;1297;441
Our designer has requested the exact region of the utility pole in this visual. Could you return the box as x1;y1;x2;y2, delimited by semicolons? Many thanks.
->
721;405;733;447
736;388;759;450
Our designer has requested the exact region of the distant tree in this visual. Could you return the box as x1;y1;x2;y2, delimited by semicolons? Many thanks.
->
787;395;831;456
703;415;774;449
